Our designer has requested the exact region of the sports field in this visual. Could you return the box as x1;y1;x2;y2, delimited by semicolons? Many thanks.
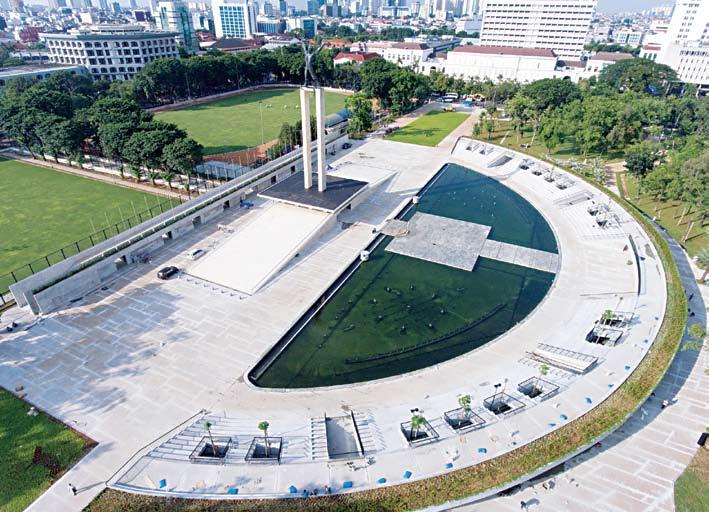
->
0;158;176;282
155;88;350;155
387;111;469;147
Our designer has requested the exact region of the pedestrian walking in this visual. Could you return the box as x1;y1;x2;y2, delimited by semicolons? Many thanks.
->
661;399;669;409
68;483;77;496
520;500;528;510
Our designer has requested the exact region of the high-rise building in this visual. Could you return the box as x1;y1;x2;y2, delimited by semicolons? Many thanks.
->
0;16;6;31
130;0;138;8
460;0;478;16
158;1;198;52
307;0;319;14
112;1;121;13
212;0;257;39
656;0;709;86
479;0;596;60
10;0;25;13
99;0;109;10
279;0;286;15
262;0;273;15
665;0;708;44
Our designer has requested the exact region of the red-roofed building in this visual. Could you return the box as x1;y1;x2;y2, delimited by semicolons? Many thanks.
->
423;45;559;82
333;52;379;66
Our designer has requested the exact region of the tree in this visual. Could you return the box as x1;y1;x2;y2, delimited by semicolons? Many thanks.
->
484;117;496;140
590;157;607;185
625;141;660;184
410;413;426;440
458;395;472;416
390;68;421;114
204;420;218;455
599;59;676;94
258;421;270;458
163;138;204;190
696;248;709;283
521;78;580;114
346;92;373;135
505;94;535;141
360;57;396;107
97;123;135;178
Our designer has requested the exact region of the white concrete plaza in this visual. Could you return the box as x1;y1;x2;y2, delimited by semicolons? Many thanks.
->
0;137;673;511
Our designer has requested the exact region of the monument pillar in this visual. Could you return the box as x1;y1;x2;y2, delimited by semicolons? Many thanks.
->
315;87;327;192
300;87;313;189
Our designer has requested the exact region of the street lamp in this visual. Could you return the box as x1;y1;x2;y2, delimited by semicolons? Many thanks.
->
259;101;265;146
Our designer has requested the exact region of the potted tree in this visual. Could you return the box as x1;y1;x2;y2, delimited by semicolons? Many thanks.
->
410;413;426;442
204;420;217;456
258;421;270;458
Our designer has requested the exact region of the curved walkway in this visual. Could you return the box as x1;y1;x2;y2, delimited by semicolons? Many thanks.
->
452;217;708;512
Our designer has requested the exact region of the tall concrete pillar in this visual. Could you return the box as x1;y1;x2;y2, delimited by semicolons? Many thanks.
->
315;87;327;193
300;87;313;189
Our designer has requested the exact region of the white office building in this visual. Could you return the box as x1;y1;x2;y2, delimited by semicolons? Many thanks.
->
158;1;198;53
614;28;644;48
41;25;180;81
479;0;597;60
212;0;257;39
656;0;709;87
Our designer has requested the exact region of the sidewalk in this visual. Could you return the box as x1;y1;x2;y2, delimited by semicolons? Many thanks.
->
457;228;708;512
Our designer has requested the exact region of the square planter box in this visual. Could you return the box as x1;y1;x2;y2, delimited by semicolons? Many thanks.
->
245;437;282;464
443;407;486;433
483;392;526;417
400;419;439;446
517;377;560;402
189;436;232;464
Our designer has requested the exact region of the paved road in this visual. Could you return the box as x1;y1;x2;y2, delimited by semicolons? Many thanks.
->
455;228;708;512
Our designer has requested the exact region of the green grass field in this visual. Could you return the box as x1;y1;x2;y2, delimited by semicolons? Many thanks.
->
386;111;469;147
620;174;707;257
155;88;349;155
0;158;176;284
0;389;93;512
674;445;708;512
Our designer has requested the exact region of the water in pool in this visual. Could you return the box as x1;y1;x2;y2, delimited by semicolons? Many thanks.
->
252;164;557;388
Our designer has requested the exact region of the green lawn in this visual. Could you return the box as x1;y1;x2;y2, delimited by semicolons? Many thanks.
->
0;389;93;512
387;111;469;147
0;158;176;287
155;88;349;155
675;445;708;512
622;174;707;257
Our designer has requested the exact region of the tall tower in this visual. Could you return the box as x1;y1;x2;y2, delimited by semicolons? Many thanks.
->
158;1;198;53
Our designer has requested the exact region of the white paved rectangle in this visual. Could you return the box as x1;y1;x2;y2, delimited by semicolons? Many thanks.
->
189;202;328;294
385;212;490;270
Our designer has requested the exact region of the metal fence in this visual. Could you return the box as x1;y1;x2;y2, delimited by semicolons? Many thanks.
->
194;160;253;181
0;198;180;308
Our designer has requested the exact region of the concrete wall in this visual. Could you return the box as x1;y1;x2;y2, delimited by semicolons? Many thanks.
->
12;134;348;315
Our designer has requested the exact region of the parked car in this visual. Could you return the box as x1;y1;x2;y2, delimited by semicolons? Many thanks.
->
188;249;206;260
157;266;179;280
342;142;352;149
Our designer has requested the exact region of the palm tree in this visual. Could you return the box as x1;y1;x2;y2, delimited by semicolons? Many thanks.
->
204;420;217;456
258;421;270;458
696;248;709;283
539;363;549;377
601;309;615;325
410;413;426;441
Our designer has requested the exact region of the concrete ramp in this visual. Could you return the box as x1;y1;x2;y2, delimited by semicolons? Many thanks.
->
189;202;329;295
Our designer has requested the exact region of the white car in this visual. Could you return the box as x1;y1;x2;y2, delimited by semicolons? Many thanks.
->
188;249;206;260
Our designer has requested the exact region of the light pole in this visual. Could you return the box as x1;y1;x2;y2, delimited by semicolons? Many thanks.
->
259;101;264;146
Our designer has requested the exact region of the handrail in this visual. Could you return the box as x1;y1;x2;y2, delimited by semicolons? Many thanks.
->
105;408;206;486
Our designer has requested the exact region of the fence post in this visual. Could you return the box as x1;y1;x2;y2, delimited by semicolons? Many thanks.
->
28;263;34;273
11;271;17;283
89;235;95;246
75;242;81;253
45;256;51;268
61;248;66;259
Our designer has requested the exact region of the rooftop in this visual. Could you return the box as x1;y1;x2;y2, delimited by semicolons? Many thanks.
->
392;42;430;50
334;52;379;62
591;51;634;62
0;63;82;78
211;38;261;50
453;45;556;58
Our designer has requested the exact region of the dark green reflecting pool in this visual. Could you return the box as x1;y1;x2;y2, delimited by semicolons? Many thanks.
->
251;164;558;388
